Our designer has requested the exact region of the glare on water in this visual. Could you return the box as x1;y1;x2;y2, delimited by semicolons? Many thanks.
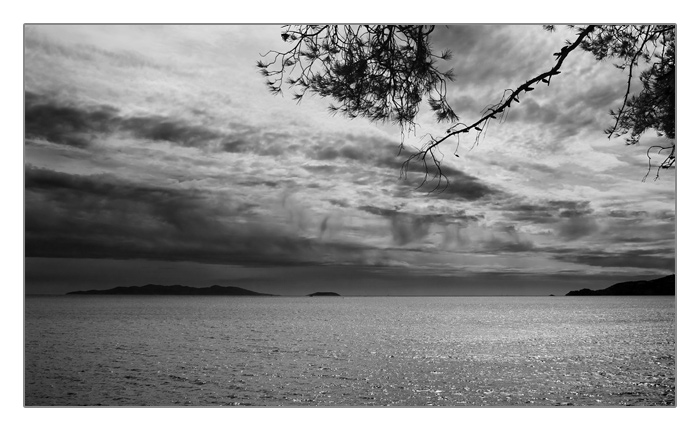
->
24;295;675;406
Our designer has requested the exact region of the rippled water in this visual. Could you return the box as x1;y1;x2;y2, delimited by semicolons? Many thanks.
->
24;295;675;406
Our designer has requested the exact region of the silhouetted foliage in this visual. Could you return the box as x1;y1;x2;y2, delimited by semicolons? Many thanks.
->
258;25;676;184
257;25;457;140
574;25;676;181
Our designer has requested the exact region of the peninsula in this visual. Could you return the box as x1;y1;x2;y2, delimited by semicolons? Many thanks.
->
66;284;276;296
566;275;675;296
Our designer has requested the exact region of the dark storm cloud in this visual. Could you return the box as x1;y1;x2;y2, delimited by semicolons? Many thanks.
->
436;164;501;199
435;176;501;201
120;116;222;147
558;216;599;240
395;164;502;202
25;92;119;148
25;92;295;153
25;164;231;239
25;92;224;148
552;249;675;271
608;209;649;218
221;139;248;153
548;200;598;239
316;146;340;160
339;145;369;161
304;133;503;204
328;198;350;208
24;165;352;266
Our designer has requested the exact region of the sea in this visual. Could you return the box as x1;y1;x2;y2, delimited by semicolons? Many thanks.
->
24;295;676;406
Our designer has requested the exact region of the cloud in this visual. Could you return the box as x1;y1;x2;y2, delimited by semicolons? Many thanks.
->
552;249;675;271
26;165;422;270
358;205;487;248
396;163;502;202
24;29;175;72
24;92;301;157
424;24;636;157
24;165;339;266
503;203;557;224
25;92;119;148
432;26;556;91
359;205;433;246
608;209;649;218
119;116;222;147
25;92;221;149
505;98;597;140
435;176;501;201
308;133;396;165
328;198;350;208
22;25;676;292
500;198;593;220
557;216;599;240
547;200;598;239
598;211;675;246
316;146;340;160
221;139;248;153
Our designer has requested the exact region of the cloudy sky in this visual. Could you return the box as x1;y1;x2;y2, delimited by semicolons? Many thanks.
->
24;25;676;295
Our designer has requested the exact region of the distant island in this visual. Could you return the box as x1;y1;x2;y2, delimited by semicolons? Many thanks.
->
307;292;341;297
66;284;276;296
566;275;675;296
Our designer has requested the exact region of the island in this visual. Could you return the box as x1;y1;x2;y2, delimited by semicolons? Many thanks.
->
307;292;341;297
565;274;675;296
66;284;277;296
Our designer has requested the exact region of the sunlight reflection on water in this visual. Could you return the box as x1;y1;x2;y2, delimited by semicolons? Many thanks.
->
25;295;675;406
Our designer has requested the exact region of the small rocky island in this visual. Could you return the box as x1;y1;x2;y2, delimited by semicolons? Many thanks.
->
66;284;276;296
566;275;675;296
307;292;341;297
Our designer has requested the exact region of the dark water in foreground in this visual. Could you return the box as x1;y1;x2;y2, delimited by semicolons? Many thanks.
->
25;295;675;406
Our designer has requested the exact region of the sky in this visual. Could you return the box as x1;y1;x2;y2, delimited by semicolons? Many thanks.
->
23;24;676;295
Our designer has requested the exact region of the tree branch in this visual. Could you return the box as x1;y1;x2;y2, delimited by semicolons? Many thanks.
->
606;26;653;139
400;25;597;189
642;144;676;182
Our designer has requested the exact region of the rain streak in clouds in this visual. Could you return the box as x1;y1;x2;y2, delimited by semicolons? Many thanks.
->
24;25;675;295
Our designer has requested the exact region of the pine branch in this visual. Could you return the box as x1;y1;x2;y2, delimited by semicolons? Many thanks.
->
400;25;597;188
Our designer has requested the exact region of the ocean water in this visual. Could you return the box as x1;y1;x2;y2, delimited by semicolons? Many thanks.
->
24;295;676;406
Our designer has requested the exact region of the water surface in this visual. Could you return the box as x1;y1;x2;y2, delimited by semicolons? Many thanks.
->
25;295;676;406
